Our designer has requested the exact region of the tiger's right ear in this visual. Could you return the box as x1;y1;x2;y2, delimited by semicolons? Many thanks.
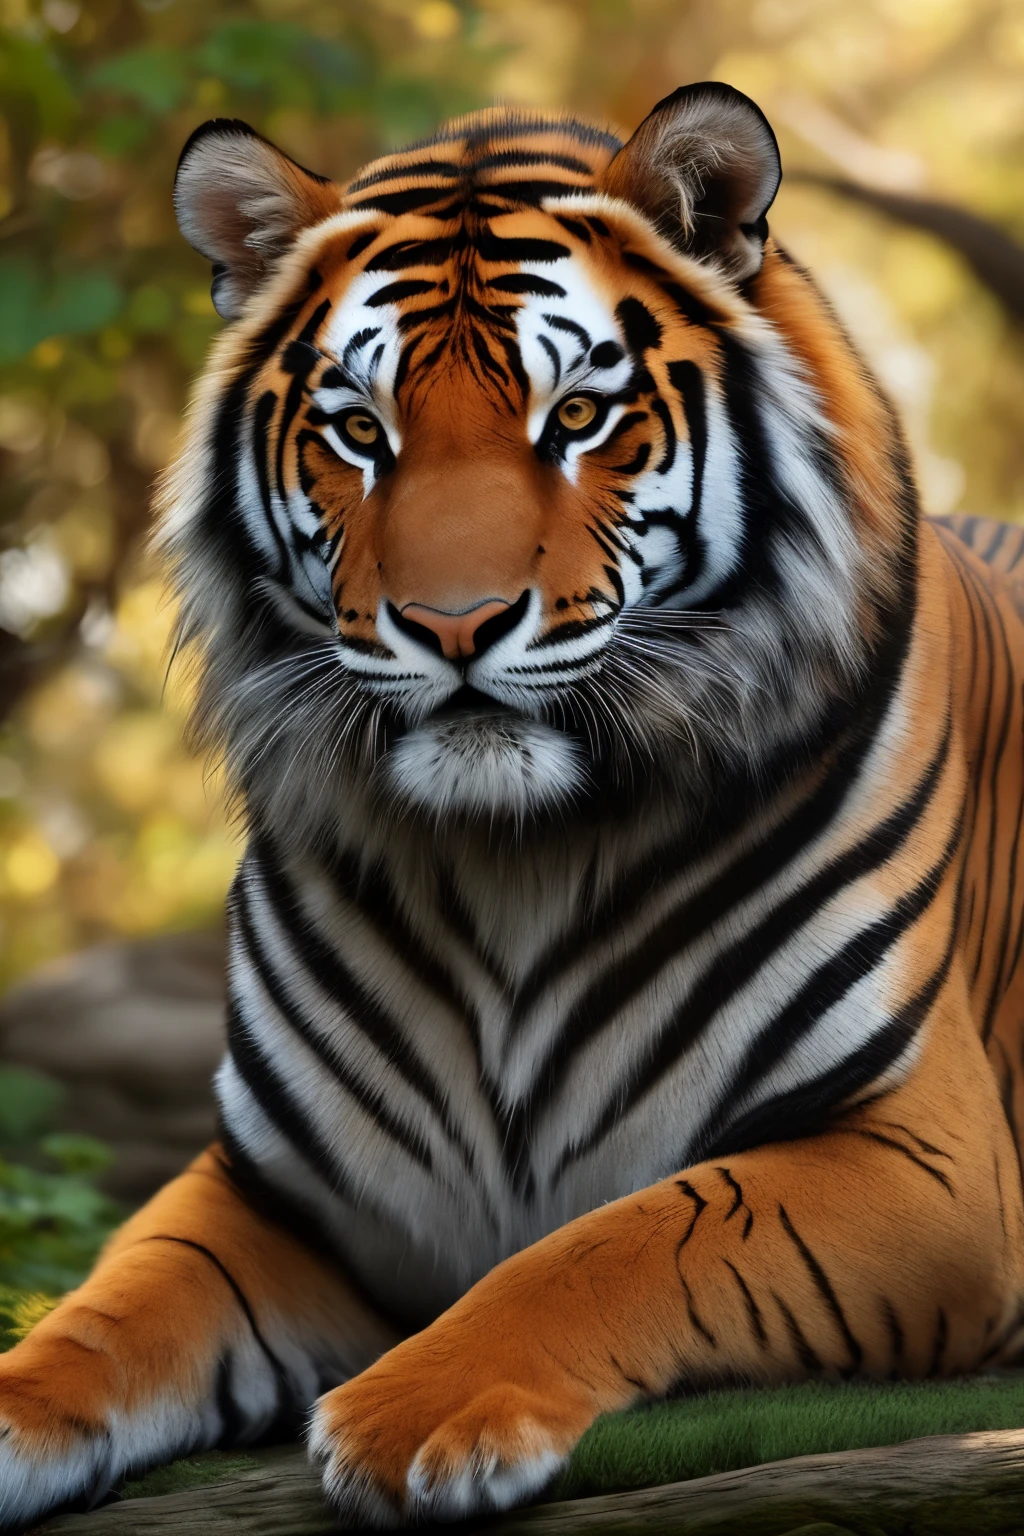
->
174;120;343;321
602;83;781;283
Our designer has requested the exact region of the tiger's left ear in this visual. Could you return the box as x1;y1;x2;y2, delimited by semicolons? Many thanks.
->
174;119;343;320
603;82;782;282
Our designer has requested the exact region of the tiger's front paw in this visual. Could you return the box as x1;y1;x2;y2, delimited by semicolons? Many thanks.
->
308;1344;593;1527
0;1360;113;1530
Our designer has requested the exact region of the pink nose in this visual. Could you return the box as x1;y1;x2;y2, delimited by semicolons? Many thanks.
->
400;599;511;660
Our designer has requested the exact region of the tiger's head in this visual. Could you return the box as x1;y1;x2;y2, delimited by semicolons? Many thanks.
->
160;85;916;835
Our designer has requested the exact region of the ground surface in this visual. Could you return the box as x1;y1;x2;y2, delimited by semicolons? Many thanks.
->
25;1375;1024;1535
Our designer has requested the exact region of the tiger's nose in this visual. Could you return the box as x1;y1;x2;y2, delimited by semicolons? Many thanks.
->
393;595;527;660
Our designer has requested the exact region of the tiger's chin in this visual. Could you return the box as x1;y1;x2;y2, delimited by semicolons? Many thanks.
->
384;711;587;823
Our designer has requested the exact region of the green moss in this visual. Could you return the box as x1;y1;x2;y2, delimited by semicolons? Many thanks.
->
556;1375;1024;1500
119;1450;260;1500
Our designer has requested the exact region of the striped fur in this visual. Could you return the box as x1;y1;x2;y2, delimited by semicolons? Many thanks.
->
3;85;1024;1530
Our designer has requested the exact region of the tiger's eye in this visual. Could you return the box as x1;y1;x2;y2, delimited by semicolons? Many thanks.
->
557;396;598;431
344;413;380;447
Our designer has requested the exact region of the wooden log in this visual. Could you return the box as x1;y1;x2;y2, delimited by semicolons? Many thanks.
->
33;1428;1024;1536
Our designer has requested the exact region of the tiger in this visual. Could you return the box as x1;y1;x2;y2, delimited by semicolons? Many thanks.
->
3;79;1024;1531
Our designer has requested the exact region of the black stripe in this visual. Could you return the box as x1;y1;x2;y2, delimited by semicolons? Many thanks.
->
702;913;959;1162
251;842;485;1187
853;1129;954;1196
717;1167;753;1239
874;1120;954;1159
549;719;950;1178
435;862;515;998
397;296;458;333
474;230;570;264
477;178;593;205
142;1234;293;1421
251;391;289;581
487;273;566;298
949;547;996;970
990;693;1024;1018
676;1178;707;1248
275;301;330;514
341;326;382;367
215;1354;245;1446
697;761;960;1153
678;1275;717;1348
392;334;423;398
724;1261;767;1347
779;1205;863;1375
611;443;651;476
366;278;438;308
494;333;530;398
982;520;1010;563
538;333;561;386
616;297;662;355
553;214;592;242
471;329;510;386
235;878;436;1175
668;361;707;524
347;159;463;193
214;1130;411;1337
408;114;619;153
224;996;365;1209
962;560;1015;1003
364;237;458;272
650;397;677;474
543;313;591;348
773;1292;822;1372
472;149;595;176
345;229;378;261
351;185;460;216
328;849;483;1058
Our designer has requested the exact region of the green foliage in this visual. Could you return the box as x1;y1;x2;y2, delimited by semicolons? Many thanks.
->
0;30;76;137
0;1065;121;1339
0;256;122;364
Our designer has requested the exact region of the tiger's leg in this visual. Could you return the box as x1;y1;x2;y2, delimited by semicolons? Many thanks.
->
311;1008;1024;1527
0;1145;396;1529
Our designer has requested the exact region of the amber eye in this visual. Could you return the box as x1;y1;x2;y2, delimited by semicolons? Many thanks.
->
556;396;598;432
343;412;381;448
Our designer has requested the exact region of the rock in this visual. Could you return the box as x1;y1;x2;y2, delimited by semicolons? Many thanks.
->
0;929;226;1202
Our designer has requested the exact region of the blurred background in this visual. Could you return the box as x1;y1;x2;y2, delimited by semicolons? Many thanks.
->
0;0;1023;1328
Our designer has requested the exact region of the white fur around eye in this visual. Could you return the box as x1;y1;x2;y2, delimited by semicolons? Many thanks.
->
518;254;633;442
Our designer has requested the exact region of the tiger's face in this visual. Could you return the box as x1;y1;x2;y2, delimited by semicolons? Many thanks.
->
164;91;907;830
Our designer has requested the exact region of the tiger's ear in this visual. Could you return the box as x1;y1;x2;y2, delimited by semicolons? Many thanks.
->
603;83;781;282
174;119;343;320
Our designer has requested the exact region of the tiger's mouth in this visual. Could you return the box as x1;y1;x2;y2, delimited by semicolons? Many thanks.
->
429;685;512;721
